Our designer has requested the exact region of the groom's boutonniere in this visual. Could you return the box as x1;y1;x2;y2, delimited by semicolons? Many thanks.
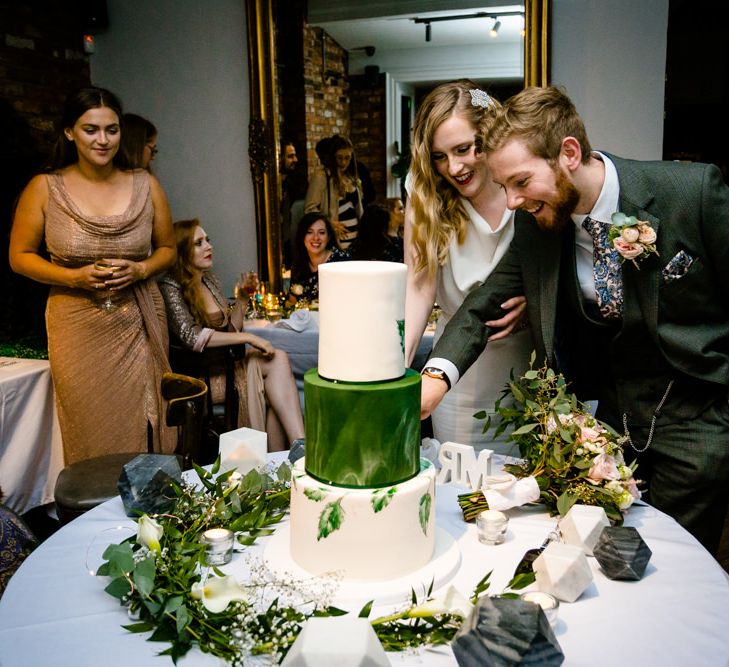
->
608;212;659;269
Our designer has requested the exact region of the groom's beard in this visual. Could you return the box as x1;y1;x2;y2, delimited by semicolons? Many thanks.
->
536;166;580;233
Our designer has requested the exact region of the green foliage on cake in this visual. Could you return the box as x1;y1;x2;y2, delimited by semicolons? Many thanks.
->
419;493;432;536
371;487;397;513
304;368;421;488
317;498;345;540
397;319;405;355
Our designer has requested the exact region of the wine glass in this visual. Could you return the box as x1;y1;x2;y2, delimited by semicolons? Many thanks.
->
94;259;121;310
237;271;260;319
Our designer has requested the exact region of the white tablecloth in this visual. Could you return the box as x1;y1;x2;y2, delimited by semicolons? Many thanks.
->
0;358;64;514
248;318;433;406
1;452;728;666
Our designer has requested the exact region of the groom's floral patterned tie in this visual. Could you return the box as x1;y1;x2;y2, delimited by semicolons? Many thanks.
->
582;216;623;320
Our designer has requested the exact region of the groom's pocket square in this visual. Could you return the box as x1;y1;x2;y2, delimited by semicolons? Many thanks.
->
662;250;695;283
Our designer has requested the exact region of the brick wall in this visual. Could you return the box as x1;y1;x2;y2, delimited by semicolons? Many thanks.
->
349;71;387;204
303;24;349;177
1;3;91;340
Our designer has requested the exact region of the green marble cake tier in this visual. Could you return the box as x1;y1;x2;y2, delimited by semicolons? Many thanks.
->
304;368;421;488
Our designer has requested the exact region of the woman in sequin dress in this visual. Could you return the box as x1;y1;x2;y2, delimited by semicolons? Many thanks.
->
159;220;304;452
9;87;176;465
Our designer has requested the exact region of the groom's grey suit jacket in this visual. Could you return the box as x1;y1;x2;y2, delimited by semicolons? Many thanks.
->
432;153;729;424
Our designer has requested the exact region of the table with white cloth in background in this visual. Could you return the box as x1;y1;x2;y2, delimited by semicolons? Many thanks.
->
0;357;64;514
247;315;434;405
1;452;728;667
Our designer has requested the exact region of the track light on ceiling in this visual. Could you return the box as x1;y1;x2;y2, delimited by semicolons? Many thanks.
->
413;10;523;43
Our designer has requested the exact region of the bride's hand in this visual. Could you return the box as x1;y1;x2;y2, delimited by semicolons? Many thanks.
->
486;296;528;341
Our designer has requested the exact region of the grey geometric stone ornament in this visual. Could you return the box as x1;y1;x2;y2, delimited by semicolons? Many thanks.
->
452;596;564;667
117;454;181;517
593;526;652;580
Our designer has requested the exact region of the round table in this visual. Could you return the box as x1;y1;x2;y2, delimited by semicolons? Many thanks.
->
1;454;728;666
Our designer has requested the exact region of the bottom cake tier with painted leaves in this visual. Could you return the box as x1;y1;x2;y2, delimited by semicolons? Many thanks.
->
289;458;436;581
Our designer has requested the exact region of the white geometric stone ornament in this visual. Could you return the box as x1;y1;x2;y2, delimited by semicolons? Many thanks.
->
533;542;594;603
559;504;610;555
436;442;493;489
218;427;267;475
281;616;391;667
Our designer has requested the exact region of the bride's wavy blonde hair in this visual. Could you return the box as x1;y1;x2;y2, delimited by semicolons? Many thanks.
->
409;80;501;277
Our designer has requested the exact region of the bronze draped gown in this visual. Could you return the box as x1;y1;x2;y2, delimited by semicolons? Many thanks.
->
44;169;175;465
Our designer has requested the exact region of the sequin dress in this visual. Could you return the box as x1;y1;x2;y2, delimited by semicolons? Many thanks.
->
44;170;174;465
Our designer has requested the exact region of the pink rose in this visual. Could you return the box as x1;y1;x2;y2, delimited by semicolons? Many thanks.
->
637;222;657;245
626;477;641;499
620;227;640;243
588;453;620;482
613;238;643;261
577;426;602;444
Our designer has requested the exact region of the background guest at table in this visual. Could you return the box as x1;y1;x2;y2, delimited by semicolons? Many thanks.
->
304;134;363;251
280;139;308;269
9;86;176;465
350;204;404;263
289;212;350;303
404;79;530;453
159;219;303;452
387;196;405;238
119;112;157;171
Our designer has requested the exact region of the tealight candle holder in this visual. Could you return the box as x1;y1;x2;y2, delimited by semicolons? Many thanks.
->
476;509;509;545
520;591;560;629
202;528;234;565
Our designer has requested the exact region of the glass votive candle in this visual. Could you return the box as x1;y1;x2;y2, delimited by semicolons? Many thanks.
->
520;591;560;628
476;509;509;545
202;528;234;565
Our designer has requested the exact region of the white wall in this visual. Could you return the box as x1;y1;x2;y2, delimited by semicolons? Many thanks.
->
91;0;256;292
552;0;669;160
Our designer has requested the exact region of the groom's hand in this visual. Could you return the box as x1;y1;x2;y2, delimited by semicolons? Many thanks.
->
421;374;448;419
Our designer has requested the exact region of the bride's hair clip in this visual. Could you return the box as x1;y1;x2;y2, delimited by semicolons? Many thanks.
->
469;89;493;109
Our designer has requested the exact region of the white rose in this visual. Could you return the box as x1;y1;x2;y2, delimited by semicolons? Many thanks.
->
291;283;304;296
621;227;640;243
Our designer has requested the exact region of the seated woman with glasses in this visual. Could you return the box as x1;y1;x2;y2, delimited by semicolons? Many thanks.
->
159;219;304;452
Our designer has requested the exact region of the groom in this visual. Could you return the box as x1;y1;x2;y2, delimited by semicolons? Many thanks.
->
420;86;729;555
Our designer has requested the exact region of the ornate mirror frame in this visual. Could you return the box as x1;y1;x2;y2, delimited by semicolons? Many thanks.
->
246;0;551;292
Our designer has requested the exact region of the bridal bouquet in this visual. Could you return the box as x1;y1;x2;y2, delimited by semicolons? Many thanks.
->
477;357;640;523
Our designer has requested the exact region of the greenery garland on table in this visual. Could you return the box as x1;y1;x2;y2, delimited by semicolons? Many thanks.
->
464;356;640;524
97;459;533;665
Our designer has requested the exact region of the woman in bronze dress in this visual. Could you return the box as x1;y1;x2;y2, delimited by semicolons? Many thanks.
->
9;87;176;464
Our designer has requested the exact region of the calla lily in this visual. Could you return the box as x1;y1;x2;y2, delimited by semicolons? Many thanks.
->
408;585;473;619
191;575;248;613
136;515;164;554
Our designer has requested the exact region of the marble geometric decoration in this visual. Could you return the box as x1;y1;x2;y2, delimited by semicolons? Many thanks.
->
218;427;267;475
117;454;181;517
593;526;652;580
533;542;594;603
559;504;610;555
288;438;305;464
451;595;564;667
281;616;390;667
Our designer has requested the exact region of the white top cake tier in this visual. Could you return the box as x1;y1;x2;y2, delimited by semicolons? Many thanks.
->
318;261;406;382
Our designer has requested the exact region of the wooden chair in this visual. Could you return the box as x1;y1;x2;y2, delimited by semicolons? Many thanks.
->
53;372;207;524
168;343;247;445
